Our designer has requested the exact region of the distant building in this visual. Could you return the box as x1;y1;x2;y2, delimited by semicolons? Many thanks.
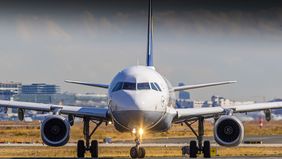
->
52;92;76;105
0;82;21;100
21;83;59;94
211;95;255;107
0;82;22;113
15;83;60;104
75;93;108;107
0;82;109;120
202;100;212;107
176;82;192;108
193;100;208;108
211;95;230;107
178;83;190;100
211;95;220;107
176;100;194;108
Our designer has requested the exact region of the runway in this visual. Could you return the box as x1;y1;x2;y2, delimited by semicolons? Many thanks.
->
121;157;281;159
0;157;281;159
1;143;282;148
1;136;282;158
1;135;282;147
130;135;282;144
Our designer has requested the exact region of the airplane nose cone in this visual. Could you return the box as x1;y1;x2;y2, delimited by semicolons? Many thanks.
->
133;94;150;110
111;90;159;111
111;91;137;110
110;90;165;130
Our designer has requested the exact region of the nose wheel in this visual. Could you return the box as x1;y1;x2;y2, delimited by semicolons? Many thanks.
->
130;132;146;158
130;146;145;158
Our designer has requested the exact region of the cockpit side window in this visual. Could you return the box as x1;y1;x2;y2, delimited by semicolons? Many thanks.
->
154;82;162;91
123;82;136;90
112;82;123;92
150;83;158;91
137;83;150;90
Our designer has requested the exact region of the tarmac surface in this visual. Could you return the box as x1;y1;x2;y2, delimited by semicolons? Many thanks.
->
114;135;282;144
1;157;282;159
2;136;282;158
2;143;282;147
119;157;281;159
1;135;282;147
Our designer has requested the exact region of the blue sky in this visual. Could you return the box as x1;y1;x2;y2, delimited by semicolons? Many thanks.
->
0;0;282;101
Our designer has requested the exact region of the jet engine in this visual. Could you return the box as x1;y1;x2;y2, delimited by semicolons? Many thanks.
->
214;115;244;147
41;115;70;146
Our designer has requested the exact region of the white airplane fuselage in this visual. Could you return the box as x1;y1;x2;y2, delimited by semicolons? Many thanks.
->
108;65;177;132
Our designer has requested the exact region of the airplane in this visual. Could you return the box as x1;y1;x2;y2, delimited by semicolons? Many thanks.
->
1;0;282;158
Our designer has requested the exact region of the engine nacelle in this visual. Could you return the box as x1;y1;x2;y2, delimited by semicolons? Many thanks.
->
214;115;244;147
41;115;70;147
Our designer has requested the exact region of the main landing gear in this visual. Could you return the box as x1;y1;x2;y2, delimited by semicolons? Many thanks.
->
182;117;211;158
130;129;146;158
77;118;102;158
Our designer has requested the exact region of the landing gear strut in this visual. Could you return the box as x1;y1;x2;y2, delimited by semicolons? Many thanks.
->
77;118;102;158
182;117;211;158
130;130;146;158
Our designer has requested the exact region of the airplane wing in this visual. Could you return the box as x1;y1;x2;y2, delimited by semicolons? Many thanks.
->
0;100;110;121
174;101;282;123
65;80;109;89
171;81;237;92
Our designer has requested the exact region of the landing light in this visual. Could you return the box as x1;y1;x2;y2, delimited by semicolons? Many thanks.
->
139;128;144;136
132;128;137;134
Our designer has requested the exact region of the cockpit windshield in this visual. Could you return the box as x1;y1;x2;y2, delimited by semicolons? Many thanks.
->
112;82;162;92
137;83;150;90
122;82;136;90
154;82;162;91
150;83;158;91
112;82;123;92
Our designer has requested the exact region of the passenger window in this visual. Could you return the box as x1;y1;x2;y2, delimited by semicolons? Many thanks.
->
154;82;162;91
112;82;123;92
123;82;136;90
137;83;150;90
150;83;158;91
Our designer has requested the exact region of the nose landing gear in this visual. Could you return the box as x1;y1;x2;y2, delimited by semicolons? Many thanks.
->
130;129;146;158
130;143;146;158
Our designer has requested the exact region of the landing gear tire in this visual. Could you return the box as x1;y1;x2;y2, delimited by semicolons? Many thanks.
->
130;146;146;158
77;140;85;158
139;147;146;158
130;146;139;158
181;146;189;155
203;140;211;158
90;140;98;158
189;140;198;158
